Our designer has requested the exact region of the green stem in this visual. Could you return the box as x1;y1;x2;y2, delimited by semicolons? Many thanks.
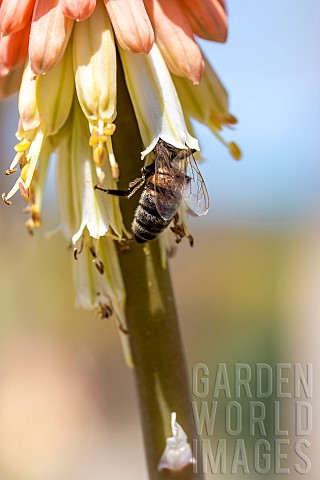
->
113;60;202;479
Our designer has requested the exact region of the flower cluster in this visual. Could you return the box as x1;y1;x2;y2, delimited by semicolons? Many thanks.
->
1;0;240;326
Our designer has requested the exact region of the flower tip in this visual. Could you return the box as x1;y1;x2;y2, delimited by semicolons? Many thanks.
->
190;59;205;85
2;192;12;205
226;113;238;125
229;142;242;160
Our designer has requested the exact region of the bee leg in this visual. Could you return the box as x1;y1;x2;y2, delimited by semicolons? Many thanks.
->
170;214;186;243
94;163;155;199
94;185;130;196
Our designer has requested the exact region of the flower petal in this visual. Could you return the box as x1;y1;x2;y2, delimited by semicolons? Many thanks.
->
119;43;199;158
173;54;229;128
59;0;96;21
0;0;35;35
104;0;154;53
29;0;74;75
178;0;228;42
19;43;74;135
144;0;203;85
0;21;30;76
173;57;241;159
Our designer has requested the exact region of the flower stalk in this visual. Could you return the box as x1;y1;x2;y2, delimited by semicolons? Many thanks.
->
113;60;202;480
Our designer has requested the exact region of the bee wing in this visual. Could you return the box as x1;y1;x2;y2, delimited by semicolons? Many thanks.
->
183;152;209;216
154;147;187;221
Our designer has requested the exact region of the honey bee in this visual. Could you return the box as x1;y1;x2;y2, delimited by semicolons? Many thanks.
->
95;139;209;243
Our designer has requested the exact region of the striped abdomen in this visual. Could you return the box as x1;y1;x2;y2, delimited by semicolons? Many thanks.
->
132;167;186;243
132;177;170;243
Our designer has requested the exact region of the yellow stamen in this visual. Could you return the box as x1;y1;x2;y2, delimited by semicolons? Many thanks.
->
229;142;242;160
31;206;41;227
104;123;116;135
211;126;242;160
93;144;108;167
20;163;29;183
2;193;12;205
14;138;31;153
5;168;18;175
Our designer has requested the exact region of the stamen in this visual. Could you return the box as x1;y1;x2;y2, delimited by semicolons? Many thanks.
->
211;127;242;160
2;193;12;205
94;260;104;275
19;182;30;200
5;168;18;175
93;144;108;167
106;136;119;181
73;236;84;260
14;138;31;153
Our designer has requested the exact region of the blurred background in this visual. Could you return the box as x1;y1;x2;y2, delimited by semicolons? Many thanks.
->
0;1;319;479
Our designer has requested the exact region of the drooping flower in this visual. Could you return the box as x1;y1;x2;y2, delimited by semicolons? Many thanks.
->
1;0;240;339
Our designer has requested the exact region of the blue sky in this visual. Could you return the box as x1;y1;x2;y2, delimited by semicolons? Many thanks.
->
195;0;320;225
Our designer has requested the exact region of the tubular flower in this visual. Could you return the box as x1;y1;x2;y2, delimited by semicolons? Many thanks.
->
1;0;239;337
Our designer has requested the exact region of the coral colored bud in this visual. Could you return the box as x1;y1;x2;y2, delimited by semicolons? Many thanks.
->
0;0;35;35
179;0;228;42
144;0;203;85
104;0;154;53
0;21;30;76
29;0;74;75
59;0;96;21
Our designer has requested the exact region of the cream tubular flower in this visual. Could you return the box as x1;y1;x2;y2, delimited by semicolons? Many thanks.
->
73;0;119;181
119;43;199;158
56;99;124;246
173;55;241;160
3;42;74;206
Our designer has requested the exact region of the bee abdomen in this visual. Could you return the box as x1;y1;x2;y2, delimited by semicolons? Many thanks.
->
132;189;170;243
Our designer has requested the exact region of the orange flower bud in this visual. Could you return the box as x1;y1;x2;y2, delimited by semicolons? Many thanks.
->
178;0;228;42
0;21;30;76
0;0;35;35
104;0;154;53
144;0;204;85
59;0;96;21
29;0;74;75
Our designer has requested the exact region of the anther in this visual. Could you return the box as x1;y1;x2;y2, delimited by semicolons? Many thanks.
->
2;193;12;205
94;260;104;275
5;168;18;176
